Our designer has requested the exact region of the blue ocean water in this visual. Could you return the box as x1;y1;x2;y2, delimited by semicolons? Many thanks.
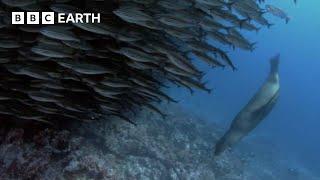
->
170;0;320;174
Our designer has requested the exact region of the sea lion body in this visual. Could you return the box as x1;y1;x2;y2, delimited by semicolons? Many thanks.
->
214;54;280;155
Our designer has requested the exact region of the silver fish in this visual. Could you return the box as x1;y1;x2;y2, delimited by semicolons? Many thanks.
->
266;5;290;23
40;26;80;42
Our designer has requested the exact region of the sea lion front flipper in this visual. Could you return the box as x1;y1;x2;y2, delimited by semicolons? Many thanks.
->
252;90;280;122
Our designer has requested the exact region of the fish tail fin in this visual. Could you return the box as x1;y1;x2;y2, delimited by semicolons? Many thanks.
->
270;53;280;73
226;1;235;11
239;18;250;28
226;26;234;34
255;27;261;33
259;10;267;16
285;17;290;24
202;81;212;94
231;65;238;71
189;88;194;95
250;42;257;52
267;23;274;28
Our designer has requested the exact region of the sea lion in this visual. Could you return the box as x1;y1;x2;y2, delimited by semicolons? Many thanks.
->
214;54;280;156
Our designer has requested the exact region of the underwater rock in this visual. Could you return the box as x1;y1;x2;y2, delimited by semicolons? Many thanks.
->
1;105;317;180
0;105;237;179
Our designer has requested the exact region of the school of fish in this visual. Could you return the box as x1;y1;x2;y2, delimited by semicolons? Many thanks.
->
0;0;291;126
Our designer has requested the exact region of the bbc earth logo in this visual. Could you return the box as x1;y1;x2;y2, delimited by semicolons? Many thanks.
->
12;12;101;24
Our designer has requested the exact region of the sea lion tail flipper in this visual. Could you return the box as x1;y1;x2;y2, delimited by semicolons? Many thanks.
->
214;138;225;156
214;133;230;156
270;53;280;73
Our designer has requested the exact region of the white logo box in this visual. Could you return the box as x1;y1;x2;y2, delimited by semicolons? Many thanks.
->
12;12;55;24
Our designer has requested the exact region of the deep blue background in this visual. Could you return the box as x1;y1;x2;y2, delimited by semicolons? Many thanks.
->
169;0;320;173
